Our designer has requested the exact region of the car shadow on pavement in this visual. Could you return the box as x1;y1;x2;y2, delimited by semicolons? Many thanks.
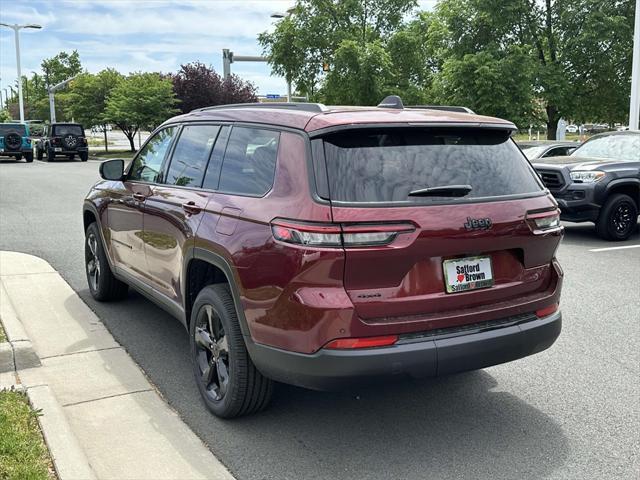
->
222;372;570;480
76;287;569;480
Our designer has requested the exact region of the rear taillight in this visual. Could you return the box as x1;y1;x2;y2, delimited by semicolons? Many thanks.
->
535;303;559;318
526;209;561;233
325;335;398;349
271;219;414;248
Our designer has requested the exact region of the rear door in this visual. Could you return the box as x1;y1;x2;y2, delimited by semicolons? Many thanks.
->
317;127;562;328
142;123;227;304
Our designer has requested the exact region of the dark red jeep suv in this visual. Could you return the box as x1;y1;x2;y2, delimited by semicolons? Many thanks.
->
83;97;563;418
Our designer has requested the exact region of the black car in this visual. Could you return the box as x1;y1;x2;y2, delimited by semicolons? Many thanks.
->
518;141;578;160
36;123;89;162
533;131;640;240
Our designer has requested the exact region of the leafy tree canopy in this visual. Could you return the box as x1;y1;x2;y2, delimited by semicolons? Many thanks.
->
170;62;257;113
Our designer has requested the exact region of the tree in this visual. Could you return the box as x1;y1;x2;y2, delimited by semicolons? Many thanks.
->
259;0;418;100
170;62;257;114
322;40;393;105
0;110;11;122
105;73;178;152
41;50;82;87
67;69;123;151
427;0;635;137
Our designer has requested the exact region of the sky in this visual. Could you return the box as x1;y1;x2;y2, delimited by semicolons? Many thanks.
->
0;0;436;99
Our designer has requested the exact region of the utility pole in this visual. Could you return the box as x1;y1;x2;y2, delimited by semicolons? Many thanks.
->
48;75;77;123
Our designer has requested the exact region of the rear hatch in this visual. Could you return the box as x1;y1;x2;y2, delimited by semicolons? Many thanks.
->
313;126;562;331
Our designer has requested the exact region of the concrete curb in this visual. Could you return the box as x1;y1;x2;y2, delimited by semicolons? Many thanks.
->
0;284;41;372
27;384;97;480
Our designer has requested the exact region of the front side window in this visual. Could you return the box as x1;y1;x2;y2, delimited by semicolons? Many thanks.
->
217;127;280;196
321;128;543;204
165;125;221;187
128;127;176;183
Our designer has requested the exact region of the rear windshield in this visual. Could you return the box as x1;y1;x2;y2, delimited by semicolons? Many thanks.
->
53;124;84;136
0;124;26;136
319;128;543;204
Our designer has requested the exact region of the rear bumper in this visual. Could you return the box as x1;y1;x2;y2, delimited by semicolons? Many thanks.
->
50;147;88;155
247;310;562;391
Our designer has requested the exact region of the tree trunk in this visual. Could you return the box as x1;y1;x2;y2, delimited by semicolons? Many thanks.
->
546;104;559;140
126;132;136;152
103;127;108;153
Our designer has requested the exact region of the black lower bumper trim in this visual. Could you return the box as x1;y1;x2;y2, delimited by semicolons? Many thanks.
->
246;311;562;391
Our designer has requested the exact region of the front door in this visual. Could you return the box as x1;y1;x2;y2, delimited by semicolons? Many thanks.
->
107;126;177;281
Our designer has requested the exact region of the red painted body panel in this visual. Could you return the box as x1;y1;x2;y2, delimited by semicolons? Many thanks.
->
86;108;563;357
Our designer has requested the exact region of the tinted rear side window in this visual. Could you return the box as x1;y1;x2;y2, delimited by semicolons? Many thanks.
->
218;127;280;196
321;128;542;204
165;125;220;187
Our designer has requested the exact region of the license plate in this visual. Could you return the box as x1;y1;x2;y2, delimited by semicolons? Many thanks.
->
54;147;62;152
443;256;494;293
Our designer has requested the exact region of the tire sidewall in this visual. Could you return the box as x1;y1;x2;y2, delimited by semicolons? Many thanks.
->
189;285;245;417
85;223;108;299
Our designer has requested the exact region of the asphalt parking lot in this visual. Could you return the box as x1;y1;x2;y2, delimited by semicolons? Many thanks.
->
1;158;638;480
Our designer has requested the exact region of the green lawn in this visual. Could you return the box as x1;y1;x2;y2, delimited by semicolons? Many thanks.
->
0;321;6;343
90;149;134;161
0;390;56;480
513;132;587;142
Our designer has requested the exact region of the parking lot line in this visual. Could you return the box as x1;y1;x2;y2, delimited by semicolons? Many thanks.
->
589;244;640;252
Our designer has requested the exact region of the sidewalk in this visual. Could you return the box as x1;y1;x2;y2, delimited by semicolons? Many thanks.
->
0;251;234;480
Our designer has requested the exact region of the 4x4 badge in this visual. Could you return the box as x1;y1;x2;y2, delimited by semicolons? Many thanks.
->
464;217;492;230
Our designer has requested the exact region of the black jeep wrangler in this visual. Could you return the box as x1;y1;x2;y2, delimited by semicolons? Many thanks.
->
533;131;640;241
36;123;89;162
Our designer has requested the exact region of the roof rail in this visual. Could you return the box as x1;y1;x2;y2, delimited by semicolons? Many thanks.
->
192;102;328;114
406;105;476;114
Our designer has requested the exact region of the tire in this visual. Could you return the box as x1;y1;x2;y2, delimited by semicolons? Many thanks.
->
47;148;55;162
25;152;33;163
36;148;43;160
80;151;88;162
85;222;128;301
190;284;273;418
595;194;638;241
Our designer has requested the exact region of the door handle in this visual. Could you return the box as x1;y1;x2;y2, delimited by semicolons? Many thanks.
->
132;193;147;202
182;201;203;215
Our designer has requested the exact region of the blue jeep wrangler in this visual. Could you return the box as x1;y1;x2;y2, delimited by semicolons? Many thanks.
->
0;123;33;163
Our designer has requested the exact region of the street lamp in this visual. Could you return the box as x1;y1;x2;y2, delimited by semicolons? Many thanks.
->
269;8;296;101
0;23;42;122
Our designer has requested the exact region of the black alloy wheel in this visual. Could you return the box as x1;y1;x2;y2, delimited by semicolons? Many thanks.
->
194;304;230;403
596;193;638;241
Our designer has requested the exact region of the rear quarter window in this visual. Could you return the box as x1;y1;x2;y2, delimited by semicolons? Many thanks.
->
320;127;543;204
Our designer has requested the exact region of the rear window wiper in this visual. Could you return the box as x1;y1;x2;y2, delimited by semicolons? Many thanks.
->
408;185;473;197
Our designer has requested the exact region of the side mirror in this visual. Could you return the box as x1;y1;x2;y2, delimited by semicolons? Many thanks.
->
99;159;125;180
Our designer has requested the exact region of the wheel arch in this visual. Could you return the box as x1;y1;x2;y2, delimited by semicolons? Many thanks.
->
184;248;251;338
604;179;640;207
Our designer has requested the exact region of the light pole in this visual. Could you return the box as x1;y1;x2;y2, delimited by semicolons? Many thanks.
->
0;23;42;122
270;10;295;102
629;0;640;130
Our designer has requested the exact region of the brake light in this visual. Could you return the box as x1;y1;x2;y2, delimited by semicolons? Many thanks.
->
271;220;414;248
535;303;558;318
325;335;398;349
526;209;561;233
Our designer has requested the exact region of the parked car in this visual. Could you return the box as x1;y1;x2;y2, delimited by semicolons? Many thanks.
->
517;141;578;160
0;122;33;162
566;124;578;133
35;123;89;161
533;131;640;240
83;97;563;418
